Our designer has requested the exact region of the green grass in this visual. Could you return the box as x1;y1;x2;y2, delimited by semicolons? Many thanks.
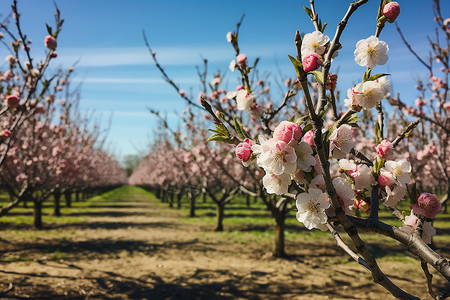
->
1;185;449;264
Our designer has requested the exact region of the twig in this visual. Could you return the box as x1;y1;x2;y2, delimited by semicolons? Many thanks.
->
327;223;370;271
392;120;420;147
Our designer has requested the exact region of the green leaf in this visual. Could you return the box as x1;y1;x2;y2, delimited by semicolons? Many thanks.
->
366;73;390;82
311;70;324;85
363;69;372;82
207;133;232;143
296;115;310;125
288;55;303;78
302;5;314;19
233;115;250;140
288;115;295;122
303;123;313;133
321;22;328;33
46;24;53;36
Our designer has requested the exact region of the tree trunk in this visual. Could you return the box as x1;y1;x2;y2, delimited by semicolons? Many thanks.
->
76;191;80;202
203;192;207;203
189;192;196;217
273;215;286;257
65;191;72;208
53;190;61;217
33;200;43;230
176;192;182;209
246;194;250;207
215;203;225;232
169;192;174;208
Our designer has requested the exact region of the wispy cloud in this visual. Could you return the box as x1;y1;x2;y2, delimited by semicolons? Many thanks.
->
71;76;199;85
56;44;291;68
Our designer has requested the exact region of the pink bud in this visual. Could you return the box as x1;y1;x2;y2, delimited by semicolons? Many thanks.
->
235;138;255;162
375;139;393;159
411;192;441;219
5;95;19;109
382;2;400;22
302;130;314;146
273;121;302;146
50;51;58;58
302;53;323;72
44;35;57;50
377;174;395;187
1;129;11;137
179;90;186;97
237;85;244;91
236;54;247;65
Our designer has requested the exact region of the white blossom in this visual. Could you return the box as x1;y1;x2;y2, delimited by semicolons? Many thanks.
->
329;124;354;154
381;158;411;186
256;138;297;176
352;164;376;190
229;60;236;72
353;81;385;110
236;89;255;111
333;177;355;213
262;173;291;195
296;188;330;230
294;142;316;172
301;31;330;59
354;36;389;69
384;185;407;207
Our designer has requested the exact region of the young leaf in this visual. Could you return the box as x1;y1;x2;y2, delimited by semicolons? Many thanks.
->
363;69;372;82
366;73;390;82
302;5;314;19
288;55;303;78
233;115;250;140
311;70;324;85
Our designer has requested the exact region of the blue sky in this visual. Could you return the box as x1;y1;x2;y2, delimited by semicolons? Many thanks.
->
0;0;447;160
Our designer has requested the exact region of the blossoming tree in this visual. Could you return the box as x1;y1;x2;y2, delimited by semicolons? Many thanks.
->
197;1;449;298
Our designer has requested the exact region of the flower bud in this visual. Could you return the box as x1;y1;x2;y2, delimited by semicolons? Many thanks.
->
5;95;20;109
44;35;57;50
411;192;441;219
235;138;255;163
302;53;323;72
273;121;302;146
375;139;393;159
382;2;400;22
179;90;186;98
236;54;247;65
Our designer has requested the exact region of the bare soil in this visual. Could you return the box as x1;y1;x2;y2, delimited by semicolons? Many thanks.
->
0;188;448;299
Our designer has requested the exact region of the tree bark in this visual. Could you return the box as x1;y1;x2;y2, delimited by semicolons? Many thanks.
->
65;190;72;208
189;192;196;217
215;203;225;232
176;192;182;209
33;200;43;230
53;190;61;217
273;215;286;257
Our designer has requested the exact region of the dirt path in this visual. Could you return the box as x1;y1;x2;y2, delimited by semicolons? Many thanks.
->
0;187;448;299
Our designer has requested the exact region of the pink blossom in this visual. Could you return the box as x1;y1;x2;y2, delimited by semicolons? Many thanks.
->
411;192;441;219
375;139;393;159
44;35;57;50
212;77;221;86
329;124;354;154
415;98;426;107
378;173;395;187
235;138;255;163
5;95;19;109
273;121;302;146
382;2;400;22
302;130;314;146
236;54;247;65
355;199;370;214
302;53;323;72
237;85;244;91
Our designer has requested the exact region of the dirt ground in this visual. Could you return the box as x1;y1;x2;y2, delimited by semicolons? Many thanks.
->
0;188;449;299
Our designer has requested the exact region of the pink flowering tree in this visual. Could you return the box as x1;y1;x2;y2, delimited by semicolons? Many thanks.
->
190;1;450;298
